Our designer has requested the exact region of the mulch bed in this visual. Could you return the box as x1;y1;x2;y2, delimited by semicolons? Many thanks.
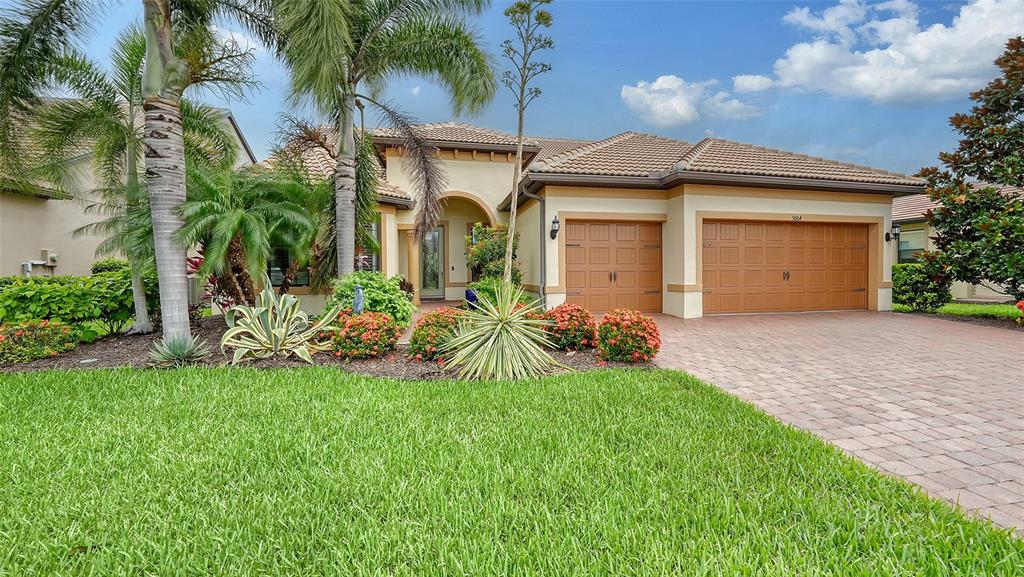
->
2;317;650;377
899;311;1023;332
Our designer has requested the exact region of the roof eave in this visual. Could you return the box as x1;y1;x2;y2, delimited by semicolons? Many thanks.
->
499;170;925;210
372;136;541;166
379;195;414;209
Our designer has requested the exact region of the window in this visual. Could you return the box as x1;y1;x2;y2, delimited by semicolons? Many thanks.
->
268;248;309;287
898;229;926;264
355;214;382;272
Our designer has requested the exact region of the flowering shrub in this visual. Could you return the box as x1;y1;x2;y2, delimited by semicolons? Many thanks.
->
540;303;597;350
330;311;401;359
597;309;661;362
1017;300;1024;326
328;271;415;328
408;307;461;361
0;320;77;364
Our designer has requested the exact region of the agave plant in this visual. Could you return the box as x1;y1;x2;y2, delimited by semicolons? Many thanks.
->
221;278;339;365
442;283;559;380
150;335;212;368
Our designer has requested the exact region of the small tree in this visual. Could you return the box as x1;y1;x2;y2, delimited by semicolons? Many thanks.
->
501;0;554;283
916;36;1024;301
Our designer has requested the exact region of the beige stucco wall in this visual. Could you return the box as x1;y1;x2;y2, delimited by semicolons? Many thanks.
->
387;151;514;225
1;118;254;279
517;200;541;289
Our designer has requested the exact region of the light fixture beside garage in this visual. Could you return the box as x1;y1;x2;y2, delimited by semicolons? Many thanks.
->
550;216;560;240
886;222;901;243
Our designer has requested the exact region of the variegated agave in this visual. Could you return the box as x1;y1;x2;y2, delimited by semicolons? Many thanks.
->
221;279;339;364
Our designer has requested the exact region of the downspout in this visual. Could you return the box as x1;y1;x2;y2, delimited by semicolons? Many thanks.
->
520;188;546;309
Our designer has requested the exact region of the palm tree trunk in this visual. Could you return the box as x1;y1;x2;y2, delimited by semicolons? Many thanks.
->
124;120;153;335
142;0;191;340
335;95;357;277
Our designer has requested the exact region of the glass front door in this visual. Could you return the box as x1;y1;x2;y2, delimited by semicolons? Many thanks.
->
420;226;445;299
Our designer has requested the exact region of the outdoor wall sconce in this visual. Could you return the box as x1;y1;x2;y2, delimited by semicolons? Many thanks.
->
885;222;901;243
550;216;560;240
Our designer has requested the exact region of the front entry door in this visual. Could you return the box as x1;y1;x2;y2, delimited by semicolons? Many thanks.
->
420;226;445;299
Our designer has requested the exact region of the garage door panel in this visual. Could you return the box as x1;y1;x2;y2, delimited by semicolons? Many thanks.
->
703;220;869;314
566;220;662;313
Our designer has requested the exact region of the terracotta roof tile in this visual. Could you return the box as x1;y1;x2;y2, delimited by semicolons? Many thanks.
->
892;194;939;223
371;122;534;147
530;136;594;161
678;138;923;186
528;132;693;177
263;144;411;204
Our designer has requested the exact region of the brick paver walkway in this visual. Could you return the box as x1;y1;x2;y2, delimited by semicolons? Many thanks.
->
654;311;1024;533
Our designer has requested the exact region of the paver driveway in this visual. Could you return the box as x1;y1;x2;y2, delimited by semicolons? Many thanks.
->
654;311;1024;533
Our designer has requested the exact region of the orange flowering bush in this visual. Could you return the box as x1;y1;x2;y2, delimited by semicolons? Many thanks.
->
597;309;660;362
0;319;77;364
540;303;597;350
330;311;400;359
408;307;461;361
1016;300;1024;326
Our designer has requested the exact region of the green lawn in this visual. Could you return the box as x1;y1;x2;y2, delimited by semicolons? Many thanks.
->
0;369;1020;576
893;302;1021;319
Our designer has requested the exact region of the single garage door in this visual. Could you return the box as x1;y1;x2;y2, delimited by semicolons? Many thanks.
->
564;220;662;312
702;220;868;314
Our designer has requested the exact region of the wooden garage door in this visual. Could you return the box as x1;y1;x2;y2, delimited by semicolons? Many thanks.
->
564;220;662;312
702;220;868;314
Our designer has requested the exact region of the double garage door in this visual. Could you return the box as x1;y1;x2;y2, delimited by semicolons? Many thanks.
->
702;220;869;314
562;218;869;315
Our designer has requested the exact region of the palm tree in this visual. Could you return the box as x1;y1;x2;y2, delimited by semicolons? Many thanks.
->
34;26;244;333
276;0;496;277
176;164;316;306
0;0;274;340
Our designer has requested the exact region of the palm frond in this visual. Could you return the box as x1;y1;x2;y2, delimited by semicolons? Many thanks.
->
109;25;147;105
355;131;380;252
362;97;446;238
181;100;240;169
275;0;351;111
176;21;260;101
361;13;495;114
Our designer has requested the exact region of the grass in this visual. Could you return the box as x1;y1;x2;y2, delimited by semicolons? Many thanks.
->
893;302;1022;319
0;369;1020;576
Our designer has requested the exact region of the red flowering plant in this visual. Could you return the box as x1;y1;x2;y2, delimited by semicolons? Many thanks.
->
330;311;401;360
0;319;77;364
408;307;462;361
1016;300;1023;326
597;309;661;363
540;303;597;350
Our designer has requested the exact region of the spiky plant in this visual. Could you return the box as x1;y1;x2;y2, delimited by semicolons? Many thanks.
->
149;334;212;368
442;282;559;380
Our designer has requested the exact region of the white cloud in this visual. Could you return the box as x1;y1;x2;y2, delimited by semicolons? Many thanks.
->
744;0;1024;103
410;85;421;96
733;74;774;93
620;75;760;127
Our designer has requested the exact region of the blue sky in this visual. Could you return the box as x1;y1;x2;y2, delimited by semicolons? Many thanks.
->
72;0;1023;175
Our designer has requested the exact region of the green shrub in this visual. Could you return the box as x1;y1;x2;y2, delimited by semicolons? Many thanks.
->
540;303;598;350
465;223;521;283
90;258;130;274
330;311;401;359
0;270;159;334
892;263;952;313
408;306;461;361
597;309;660;363
0;319;77;364
467;277;532;308
328;271;415;328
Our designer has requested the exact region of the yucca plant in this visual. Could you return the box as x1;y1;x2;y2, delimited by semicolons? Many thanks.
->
220;278;339;365
442;283;559;380
149;335;212;368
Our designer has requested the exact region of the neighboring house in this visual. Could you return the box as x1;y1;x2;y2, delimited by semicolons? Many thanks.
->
283;122;926;319
892;192;1014;303
0;110;257;278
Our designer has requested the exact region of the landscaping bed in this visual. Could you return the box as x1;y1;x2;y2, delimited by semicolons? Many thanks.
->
0;368;1020;575
893;302;1023;331
0;316;646;376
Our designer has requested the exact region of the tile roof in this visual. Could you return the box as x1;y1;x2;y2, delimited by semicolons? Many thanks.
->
371;122;534;148
676;138;923;186
264;142;411;205
530;136;594;161
528;132;694;177
892;194;940;223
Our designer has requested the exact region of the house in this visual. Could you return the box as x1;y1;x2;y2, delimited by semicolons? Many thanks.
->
286;122;927;319
0;110;257;278
892;192;1015;303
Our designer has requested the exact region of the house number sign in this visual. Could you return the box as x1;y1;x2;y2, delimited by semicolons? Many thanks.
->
792;215;802;221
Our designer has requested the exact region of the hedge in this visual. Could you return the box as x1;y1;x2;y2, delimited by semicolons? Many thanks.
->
892;263;952;313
